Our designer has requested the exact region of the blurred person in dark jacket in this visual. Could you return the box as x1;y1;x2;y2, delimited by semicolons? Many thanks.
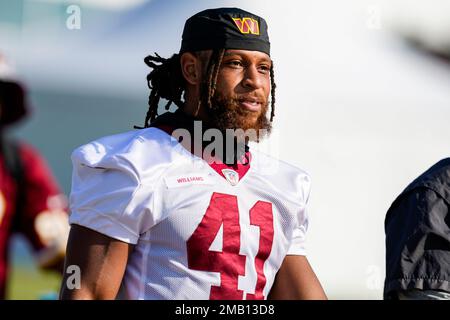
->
384;159;450;300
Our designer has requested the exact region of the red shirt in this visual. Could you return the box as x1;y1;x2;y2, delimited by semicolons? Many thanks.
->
0;142;65;299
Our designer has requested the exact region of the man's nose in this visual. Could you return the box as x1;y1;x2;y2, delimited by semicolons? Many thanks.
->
242;65;263;90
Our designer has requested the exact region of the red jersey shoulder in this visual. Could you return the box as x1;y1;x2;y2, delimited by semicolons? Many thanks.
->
19;143;59;190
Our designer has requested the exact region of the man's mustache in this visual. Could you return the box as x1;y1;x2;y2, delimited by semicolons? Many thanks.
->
236;94;266;105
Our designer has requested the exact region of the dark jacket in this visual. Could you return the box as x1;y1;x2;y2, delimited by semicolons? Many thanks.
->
384;158;450;299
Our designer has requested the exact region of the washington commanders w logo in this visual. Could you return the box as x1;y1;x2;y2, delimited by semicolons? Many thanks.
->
232;17;260;35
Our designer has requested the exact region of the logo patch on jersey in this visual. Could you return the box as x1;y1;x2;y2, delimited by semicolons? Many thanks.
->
222;169;240;186
232;17;260;35
165;174;213;189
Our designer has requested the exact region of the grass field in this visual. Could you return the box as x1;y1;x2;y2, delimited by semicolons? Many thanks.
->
6;266;61;300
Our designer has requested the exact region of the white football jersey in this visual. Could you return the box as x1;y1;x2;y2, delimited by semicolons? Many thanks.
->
69;127;311;300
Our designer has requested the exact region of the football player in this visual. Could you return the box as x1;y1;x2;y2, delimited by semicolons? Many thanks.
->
60;7;326;300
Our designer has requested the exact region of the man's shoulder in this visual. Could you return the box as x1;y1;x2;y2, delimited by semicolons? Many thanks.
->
386;158;450;222
252;150;310;177
251;150;311;197
402;158;450;202
71;127;184;174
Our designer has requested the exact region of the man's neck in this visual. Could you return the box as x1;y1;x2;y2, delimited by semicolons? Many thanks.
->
180;100;211;125
150;108;249;166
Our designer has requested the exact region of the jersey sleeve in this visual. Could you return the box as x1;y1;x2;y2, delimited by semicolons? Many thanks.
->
286;172;311;256
69;139;157;245
16;143;68;253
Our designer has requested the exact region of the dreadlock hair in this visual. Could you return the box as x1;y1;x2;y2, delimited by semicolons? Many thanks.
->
135;50;277;128
269;62;276;122
134;53;184;129
204;49;225;111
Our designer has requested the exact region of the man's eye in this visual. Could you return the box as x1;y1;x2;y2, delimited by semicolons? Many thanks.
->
226;60;243;67
259;65;270;73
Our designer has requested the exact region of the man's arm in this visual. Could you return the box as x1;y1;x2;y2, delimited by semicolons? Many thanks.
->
268;255;327;300
59;224;133;300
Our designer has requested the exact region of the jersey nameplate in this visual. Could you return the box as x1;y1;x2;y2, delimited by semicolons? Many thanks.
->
164;174;213;189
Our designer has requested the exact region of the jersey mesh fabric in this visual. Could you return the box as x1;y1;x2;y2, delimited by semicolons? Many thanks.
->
70;127;310;300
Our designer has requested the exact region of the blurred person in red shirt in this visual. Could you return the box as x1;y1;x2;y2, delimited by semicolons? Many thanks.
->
0;54;69;299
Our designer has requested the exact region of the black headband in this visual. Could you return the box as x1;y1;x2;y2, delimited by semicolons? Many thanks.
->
179;7;270;56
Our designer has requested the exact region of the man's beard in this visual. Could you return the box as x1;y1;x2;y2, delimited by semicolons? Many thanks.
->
204;93;272;142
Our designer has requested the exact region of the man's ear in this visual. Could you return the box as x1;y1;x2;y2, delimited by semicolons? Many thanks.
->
180;52;201;85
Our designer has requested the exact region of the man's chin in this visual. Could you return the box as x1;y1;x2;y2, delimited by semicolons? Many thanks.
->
235;117;259;131
233;118;272;142
206;97;272;141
